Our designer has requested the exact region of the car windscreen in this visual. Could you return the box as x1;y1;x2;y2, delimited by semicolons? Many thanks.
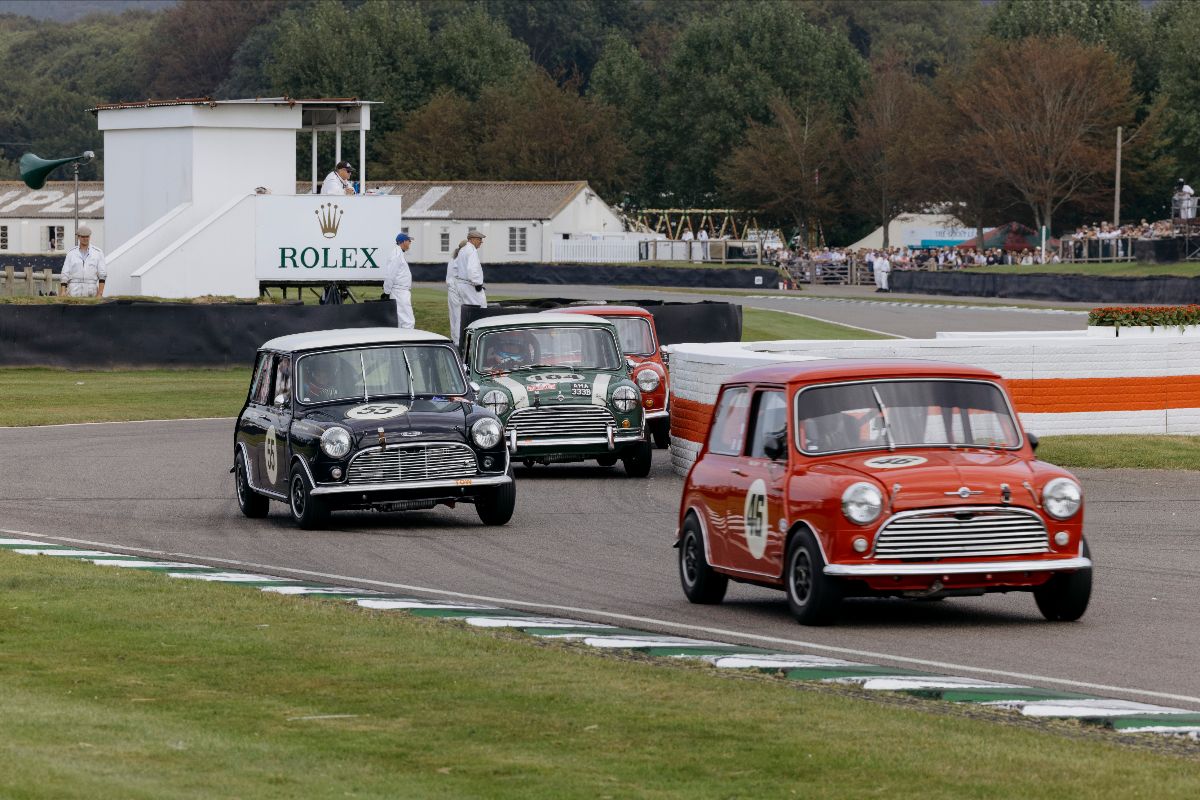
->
604;316;654;356
795;379;1020;454
297;345;465;404
475;326;621;373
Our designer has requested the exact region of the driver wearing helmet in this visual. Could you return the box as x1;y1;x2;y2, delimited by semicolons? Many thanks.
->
302;358;340;401
485;330;532;371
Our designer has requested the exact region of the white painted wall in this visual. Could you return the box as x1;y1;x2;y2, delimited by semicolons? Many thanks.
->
0;218;106;255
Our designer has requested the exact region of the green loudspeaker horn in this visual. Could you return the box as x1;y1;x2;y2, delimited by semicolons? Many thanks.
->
19;151;95;190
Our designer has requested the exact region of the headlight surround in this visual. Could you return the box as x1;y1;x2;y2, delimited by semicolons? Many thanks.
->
612;385;639;413
841;481;883;525
1042;477;1082;520
481;389;509;416
471;417;503;449
320;426;352;459
636;368;660;392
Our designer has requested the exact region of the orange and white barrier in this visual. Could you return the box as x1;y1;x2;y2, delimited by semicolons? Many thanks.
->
667;333;1200;475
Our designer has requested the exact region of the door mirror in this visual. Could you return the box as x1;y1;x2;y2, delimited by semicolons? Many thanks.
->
274;392;288;407
1027;432;1039;452
763;430;787;461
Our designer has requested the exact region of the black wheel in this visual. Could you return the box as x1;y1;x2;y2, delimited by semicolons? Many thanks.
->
476;468;516;525
651;419;670;450
234;449;269;518
784;529;841;625
596;455;618;467
622;440;653;477
679;514;727;604
288;463;329;529
1034;539;1092;621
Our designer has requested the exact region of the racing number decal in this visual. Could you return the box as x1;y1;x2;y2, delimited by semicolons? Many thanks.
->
863;455;927;469
743;478;768;560
346;403;409;421
265;424;279;485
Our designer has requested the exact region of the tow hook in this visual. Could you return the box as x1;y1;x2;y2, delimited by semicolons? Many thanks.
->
903;580;944;598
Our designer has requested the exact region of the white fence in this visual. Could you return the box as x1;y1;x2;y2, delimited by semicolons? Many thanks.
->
552;241;641;263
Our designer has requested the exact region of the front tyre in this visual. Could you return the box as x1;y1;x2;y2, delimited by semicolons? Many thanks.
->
679;514;727;604
785;529;842;626
651;419;670;450
476;468;516;525
234;449;269;518
622;440;653;478
289;463;329;530
1034;539;1092;622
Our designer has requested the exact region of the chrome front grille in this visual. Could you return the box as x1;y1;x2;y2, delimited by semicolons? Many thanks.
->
347;444;478;485
507;405;615;439
874;508;1049;559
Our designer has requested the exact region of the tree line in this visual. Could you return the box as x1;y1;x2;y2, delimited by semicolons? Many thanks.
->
0;0;1195;243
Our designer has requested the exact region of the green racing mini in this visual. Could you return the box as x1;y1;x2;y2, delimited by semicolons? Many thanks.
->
463;313;653;477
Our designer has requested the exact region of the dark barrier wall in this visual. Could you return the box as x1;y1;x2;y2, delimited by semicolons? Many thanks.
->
890;270;1200;304
410;262;778;289
459;300;742;347
0;255;62;272
0;300;396;369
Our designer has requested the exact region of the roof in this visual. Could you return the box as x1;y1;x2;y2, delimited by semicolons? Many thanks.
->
261;327;449;351
90;97;378;112
728;359;1004;386
0;181;104;219
466;312;612;331
308;181;591;220
558;305;654;318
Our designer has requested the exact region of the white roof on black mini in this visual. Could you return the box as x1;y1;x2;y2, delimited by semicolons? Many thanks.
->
466;312;611;330
261;327;449;351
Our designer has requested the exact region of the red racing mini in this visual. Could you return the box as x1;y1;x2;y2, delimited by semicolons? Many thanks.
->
677;359;1092;625
558;306;671;449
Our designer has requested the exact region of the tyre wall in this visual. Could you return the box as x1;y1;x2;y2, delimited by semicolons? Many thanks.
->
666;334;1200;476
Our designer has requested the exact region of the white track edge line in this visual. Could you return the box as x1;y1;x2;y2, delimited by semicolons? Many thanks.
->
6;527;1199;709
0;416;235;430
755;308;907;340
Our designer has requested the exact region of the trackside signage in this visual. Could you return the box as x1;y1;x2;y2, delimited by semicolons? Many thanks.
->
254;195;404;282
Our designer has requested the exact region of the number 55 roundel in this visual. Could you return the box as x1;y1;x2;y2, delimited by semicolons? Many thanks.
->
743;478;768;559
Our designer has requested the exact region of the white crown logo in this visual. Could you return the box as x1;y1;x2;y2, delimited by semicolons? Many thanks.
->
315;203;343;238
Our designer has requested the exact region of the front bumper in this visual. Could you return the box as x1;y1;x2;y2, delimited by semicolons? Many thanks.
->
824;556;1091;577
643;408;669;420
311;473;512;496
507;425;644;453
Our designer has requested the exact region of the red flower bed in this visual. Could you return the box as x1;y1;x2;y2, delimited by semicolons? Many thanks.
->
1088;305;1200;329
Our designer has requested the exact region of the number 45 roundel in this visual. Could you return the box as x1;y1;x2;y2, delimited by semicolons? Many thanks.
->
743;478;768;559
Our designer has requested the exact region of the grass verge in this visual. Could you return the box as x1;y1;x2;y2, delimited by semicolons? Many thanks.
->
1036;435;1200;470
1;550;1198;799
963;262;1200;277
742;307;894;340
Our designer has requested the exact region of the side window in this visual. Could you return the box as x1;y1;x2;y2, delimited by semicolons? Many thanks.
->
707;387;750;456
273;355;292;407
748;390;788;458
251;353;274;405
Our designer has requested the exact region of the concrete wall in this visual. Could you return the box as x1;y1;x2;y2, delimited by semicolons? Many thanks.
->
0;218;106;255
666;333;1200;476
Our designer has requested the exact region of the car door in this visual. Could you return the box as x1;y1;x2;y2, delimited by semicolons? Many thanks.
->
724;388;790;577
693;385;752;569
238;351;276;493
260;353;294;495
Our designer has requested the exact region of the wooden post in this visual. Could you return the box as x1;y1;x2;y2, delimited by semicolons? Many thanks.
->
41;268;52;296
22;267;32;296
3;265;12;297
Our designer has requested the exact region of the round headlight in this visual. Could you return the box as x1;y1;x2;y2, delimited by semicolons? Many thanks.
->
320;426;352;459
612;385;639;413
1042;478;1082;520
481;389;509;416
842;482;883;525
471;417;502;449
636;369;660;392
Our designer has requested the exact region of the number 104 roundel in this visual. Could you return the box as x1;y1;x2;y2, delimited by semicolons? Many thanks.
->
676;359;1091;626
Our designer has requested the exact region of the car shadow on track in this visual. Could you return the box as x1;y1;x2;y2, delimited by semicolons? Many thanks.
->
719;595;1049;628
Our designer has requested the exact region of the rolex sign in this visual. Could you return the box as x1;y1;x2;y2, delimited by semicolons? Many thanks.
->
254;194;404;282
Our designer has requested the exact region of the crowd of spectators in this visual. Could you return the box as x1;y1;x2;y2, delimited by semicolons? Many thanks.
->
1065;219;1173;241
773;244;1059;281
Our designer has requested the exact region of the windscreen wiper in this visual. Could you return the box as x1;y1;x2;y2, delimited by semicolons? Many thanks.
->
401;349;416;404
871;386;896;451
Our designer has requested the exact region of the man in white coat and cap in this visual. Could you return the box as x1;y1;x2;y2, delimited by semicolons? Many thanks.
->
448;229;487;343
382;232;414;328
321;161;355;196
59;225;106;297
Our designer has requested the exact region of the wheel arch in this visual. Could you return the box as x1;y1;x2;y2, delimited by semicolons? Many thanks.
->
782;520;831;580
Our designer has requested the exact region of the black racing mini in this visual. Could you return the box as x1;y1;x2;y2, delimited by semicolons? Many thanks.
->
233;327;514;529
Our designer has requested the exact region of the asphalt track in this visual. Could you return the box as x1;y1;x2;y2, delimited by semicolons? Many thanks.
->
2;418;1197;711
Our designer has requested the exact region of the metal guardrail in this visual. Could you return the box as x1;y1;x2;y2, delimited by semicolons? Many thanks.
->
1;266;58;296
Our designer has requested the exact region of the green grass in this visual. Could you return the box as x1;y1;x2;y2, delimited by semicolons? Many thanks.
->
2;551;1198;799
963;262;1200;277
0;368;249;426
1037;435;1200;470
742;307;894;341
